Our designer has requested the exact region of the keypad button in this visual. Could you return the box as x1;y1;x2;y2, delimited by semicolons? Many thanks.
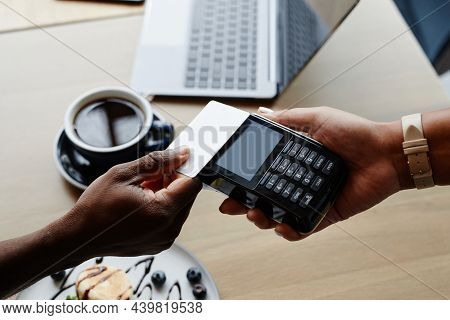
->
225;81;234;89
285;163;299;178
299;193;314;208
302;171;315;186
277;159;291;173
274;179;287;194
290;188;303;203
311;176;324;191
270;156;282;170
259;172;270;186
185;80;195;88
296;147;309;161
265;175;279;190
238;81;247;90
293;166;306;181
322;160;334;175
282;183;295;198
282;141;293;154
305;151;318;165
314;155;326;170
288;143;301;157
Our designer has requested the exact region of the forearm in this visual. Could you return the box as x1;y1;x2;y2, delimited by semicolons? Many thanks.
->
382;108;450;190
0;149;198;298
0;213;88;299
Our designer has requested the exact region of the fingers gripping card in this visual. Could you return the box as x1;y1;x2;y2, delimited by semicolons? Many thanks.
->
169;101;249;178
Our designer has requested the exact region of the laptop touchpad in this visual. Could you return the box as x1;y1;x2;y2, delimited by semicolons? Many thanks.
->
143;0;193;47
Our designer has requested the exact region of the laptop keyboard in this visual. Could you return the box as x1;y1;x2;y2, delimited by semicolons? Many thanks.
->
284;0;321;87
185;0;258;90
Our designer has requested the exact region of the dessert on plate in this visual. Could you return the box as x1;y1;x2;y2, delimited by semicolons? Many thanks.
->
76;265;132;300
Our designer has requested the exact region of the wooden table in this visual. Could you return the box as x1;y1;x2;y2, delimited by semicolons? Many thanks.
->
1;0;450;299
0;0;144;33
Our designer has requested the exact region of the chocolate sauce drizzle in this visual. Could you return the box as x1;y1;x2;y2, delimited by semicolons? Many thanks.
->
78;266;107;283
137;284;153;299
127;257;154;296
166;281;181;300
50;267;76;300
118;285;133;300
51;256;183;300
79;266;119;300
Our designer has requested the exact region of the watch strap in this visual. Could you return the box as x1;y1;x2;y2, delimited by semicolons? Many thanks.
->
401;113;434;189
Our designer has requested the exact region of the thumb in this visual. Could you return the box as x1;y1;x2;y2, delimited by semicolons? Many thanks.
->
258;107;323;133
156;176;202;213
111;147;190;184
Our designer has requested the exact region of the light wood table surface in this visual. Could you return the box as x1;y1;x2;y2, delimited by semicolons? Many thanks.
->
0;0;144;33
1;0;450;299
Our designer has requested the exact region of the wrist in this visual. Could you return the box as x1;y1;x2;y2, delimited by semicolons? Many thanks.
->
421;111;450;186
37;210;92;271
378;120;415;191
0;213;89;298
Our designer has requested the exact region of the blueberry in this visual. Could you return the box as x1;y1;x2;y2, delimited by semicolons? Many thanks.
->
186;267;202;284
95;257;104;264
51;270;66;281
151;271;166;287
192;284;207;299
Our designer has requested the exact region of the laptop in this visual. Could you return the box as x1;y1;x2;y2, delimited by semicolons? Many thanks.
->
131;0;360;99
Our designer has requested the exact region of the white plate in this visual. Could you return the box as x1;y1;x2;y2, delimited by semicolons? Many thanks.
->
18;244;219;300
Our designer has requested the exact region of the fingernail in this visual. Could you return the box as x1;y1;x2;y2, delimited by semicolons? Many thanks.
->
258;106;274;114
173;145;190;156
274;230;283;237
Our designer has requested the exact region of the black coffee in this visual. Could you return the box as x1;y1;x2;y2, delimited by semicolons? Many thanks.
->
74;98;145;148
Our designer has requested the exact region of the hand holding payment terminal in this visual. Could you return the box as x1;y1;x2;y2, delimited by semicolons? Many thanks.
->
170;101;347;234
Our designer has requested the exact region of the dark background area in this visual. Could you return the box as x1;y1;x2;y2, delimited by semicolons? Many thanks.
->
395;0;450;74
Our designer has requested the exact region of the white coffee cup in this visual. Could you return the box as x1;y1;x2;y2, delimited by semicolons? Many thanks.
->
64;86;154;155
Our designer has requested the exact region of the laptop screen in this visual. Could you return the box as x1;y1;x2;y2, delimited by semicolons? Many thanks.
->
279;0;360;89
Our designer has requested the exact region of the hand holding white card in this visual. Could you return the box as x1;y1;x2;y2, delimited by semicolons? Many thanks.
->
168;101;249;178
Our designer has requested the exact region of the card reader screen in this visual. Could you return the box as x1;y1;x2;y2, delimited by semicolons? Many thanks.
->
216;120;283;181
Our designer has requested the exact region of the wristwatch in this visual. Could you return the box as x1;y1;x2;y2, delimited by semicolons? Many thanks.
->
401;113;434;189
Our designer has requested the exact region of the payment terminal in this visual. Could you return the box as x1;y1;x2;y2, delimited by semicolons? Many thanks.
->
171;101;347;234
